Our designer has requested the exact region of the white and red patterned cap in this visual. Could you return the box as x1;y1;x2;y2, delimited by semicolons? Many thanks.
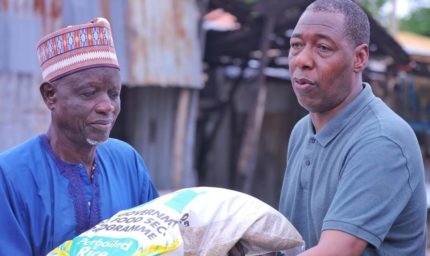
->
36;17;119;82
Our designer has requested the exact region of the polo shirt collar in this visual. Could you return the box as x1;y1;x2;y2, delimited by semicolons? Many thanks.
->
311;83;375;147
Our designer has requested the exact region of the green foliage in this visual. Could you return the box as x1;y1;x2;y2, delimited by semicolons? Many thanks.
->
358;0;393;29
359;0;430;36
399;8;430;36
360;0;387;20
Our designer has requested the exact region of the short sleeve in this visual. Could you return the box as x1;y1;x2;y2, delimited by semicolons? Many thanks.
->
322;136;413;247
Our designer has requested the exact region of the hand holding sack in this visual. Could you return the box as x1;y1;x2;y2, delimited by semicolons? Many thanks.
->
48;187;304;256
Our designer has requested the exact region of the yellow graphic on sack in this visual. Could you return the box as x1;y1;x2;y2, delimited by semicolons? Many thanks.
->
133;239;180;256
49;240;73;256
48;237;180;256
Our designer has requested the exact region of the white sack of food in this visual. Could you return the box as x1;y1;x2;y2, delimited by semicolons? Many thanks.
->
48;186;304;256
48;194;185;256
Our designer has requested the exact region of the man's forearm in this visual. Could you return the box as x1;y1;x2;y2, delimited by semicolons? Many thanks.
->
298;230;367;256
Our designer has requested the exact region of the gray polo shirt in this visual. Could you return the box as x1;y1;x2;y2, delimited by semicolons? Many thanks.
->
279;84;427;255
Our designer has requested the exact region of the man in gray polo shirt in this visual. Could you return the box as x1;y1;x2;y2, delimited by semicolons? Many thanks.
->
279;0;427;255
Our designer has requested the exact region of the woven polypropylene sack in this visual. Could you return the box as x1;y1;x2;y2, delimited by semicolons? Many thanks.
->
47;187;303;256
175;187;303;255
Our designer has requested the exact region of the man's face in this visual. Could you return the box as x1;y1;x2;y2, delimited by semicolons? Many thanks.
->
288;10;357;114
51;67;121;146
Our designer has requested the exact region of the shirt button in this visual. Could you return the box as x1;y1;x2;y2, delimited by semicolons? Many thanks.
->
88;201;91;207
310;138;316;143
305;160;310;166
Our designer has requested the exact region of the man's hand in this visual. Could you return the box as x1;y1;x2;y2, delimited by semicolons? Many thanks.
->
299;230;367;256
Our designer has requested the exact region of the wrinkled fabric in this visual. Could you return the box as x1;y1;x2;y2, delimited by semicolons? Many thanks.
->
279;84;427;256
0;135;158;255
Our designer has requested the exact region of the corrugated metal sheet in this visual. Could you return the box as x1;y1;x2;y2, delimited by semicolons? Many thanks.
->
396;32;430;63
0;72;50;152
120;87;198;190
124;87;177;190
0;0;203;151
0;0;62;74
126;0;203;88
0;0;203;88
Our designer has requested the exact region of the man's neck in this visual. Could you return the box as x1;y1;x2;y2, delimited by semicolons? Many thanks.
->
45;128;96;166
311;82;364;133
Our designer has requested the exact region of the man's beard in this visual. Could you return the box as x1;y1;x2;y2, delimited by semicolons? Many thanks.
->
86;138;107;146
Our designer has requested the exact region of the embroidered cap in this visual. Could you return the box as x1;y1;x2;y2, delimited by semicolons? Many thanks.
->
36;17;119;82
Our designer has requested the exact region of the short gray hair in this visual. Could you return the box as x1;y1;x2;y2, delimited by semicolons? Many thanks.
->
306;0;370;46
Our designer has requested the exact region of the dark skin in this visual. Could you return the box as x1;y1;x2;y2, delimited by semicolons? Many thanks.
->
288;9;368;256
289;11;368;134
42;67;243;255
40;67;121;177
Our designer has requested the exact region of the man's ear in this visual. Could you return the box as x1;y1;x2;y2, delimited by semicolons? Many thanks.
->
40;81;57;110
353;44;369;73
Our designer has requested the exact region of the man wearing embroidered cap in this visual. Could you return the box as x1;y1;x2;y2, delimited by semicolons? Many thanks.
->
37;17;120;82
0;18;159;255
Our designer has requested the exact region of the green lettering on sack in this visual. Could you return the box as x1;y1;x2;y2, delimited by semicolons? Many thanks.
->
69;236;138;256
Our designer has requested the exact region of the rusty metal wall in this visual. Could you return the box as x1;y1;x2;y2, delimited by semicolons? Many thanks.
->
0;0;59;151
0;0;203;151
0;0;202;84
123;87;177;190
0;0;62;74
126;0;203;88
0;72;50;152
120;87;198;190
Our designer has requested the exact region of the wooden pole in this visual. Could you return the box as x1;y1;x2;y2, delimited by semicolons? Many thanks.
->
236;16;275;193
172;88;199;189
